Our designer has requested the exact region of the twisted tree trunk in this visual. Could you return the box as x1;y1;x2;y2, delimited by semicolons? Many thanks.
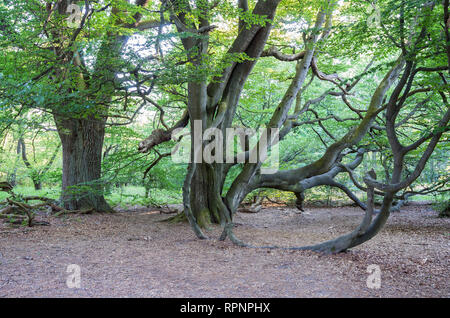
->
190;164;223;226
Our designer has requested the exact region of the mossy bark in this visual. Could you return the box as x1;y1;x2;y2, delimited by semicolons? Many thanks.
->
190;164;223;227
55;115;113;213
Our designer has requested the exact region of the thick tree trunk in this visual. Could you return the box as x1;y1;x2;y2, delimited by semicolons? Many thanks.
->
56;116;112;212
190;164;223;227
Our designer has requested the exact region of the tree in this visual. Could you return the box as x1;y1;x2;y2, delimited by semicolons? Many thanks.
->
17;137;60;190
138;0;449;251
0;0;162;211
0;0;448;252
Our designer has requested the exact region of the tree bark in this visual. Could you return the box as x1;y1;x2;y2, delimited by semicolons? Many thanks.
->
18;138;42;190
55;115;112;212
190;164;223;226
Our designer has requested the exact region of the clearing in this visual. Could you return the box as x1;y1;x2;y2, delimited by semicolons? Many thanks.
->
0;204;448;297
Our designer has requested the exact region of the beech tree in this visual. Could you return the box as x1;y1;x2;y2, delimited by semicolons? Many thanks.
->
138;0;449;251
0;0;448;252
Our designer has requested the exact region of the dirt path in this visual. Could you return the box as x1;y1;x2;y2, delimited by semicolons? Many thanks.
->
0;205;448;297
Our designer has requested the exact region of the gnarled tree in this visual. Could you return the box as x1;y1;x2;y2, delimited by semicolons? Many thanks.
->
138;0;449;252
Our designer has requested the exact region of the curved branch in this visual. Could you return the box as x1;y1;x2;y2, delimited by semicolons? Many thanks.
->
138;110;189;153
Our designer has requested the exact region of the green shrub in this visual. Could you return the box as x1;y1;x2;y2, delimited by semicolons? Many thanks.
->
433;198;450;218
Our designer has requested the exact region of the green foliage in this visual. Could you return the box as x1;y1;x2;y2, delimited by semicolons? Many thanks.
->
433;195;450;218
0;0;448;209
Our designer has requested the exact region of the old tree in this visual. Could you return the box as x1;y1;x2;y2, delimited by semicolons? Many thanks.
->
138;0;449;252
1;0;449;252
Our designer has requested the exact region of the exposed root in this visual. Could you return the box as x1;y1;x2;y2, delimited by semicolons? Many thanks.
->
53;208;94;217
0;183;96;226
294;192;305;212
238;197;263;213
195;208;214;229
161;212;188;223
0;214;50;226
220;223;249;247
238;207;261;213
161;209;214;230
156;205;180;214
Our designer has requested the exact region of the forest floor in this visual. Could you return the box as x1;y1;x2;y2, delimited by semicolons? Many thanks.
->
0;203;448;297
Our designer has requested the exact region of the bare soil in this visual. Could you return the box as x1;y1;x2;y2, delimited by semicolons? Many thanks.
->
0;204;448;297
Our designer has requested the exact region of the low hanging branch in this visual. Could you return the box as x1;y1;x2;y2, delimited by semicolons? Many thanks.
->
138;110;189;153
143;150;171;179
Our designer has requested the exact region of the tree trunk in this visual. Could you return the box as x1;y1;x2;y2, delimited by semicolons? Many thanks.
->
55;116;112;212
18;138;42;190
190;163;223;227
32;179;42;191
7;139;21;187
